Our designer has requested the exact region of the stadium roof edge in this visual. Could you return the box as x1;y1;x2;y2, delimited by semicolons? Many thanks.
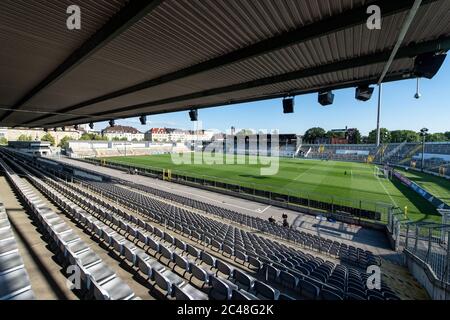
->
1;0;449;128
38;36;450;128
20;0;438;127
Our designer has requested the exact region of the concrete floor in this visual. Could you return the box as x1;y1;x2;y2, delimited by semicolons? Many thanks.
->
0;174;76;300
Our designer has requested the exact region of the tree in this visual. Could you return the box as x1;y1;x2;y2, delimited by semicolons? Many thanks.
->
41;133;56;146
426;133;448;142
236;129;254;135
79;133;106;141
17;134;32;141
303;127;326;144
58;136;71;149
0;137;7;145
367;128;391;144
349;129;362;144
445;132;450;141
361;136;369;144
390;130;420;143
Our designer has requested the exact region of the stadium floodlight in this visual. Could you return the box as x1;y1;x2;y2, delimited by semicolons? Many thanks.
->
318;90;334;106
109;119;115;127
282;97;294;113
74;124;79;130
355;85;374;101
89;122;94;130
189;109;198;121
139;115;147;125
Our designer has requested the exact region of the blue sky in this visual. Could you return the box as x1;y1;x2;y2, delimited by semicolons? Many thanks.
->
95;58;450;136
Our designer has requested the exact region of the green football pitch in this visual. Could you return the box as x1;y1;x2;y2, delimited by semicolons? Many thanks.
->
102;153;444;223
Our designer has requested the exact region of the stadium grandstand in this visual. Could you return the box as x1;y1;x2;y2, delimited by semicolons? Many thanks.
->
0;0;449;308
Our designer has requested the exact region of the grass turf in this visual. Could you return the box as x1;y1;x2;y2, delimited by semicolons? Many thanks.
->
102;154;442;222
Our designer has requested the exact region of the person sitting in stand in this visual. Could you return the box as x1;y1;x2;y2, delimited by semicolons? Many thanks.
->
268;216;276;224
282;218;289;228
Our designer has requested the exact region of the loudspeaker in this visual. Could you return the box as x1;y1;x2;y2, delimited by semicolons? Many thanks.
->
355;85;374;101
109;119;115;127
139;115;147;125
283;98;294;113
318;91;334;106
414;52;447;79
89;122;94;130
189;109;198;121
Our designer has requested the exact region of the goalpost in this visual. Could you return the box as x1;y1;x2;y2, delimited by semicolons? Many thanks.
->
375;165;392;179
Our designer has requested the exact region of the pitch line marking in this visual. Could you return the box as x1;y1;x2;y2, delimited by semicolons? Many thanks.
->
374;166;398;208
256;205;272;213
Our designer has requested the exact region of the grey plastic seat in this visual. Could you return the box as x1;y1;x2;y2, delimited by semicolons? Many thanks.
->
112;236;126;256
73;250;102;269
0;238;18;256
200;251;216;268
136;229;148;245
0;268;32;300
298;279;320;300
0;252;24;275
92;277;135;300
186;244;200;260
216;260;234;278
163;232;174;245
233;269;255;290
174;282;208;300
252;280;280;300
159;244;174;262
147;237;160;253
137;255;159;279
209;276;237;300
231;289;259;300
81;262;116;290
189;262;212;286
153;269;185;296
173;252;190;275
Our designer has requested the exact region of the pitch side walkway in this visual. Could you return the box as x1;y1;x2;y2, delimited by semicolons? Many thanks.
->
58;158;394;257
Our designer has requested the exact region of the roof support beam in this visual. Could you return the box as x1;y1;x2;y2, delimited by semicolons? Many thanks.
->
0;0;163;123
21;0;438;126
38;36;450;128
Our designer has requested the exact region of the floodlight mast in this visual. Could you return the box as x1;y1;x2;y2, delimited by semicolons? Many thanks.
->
376;84;382;147
375;0;422;147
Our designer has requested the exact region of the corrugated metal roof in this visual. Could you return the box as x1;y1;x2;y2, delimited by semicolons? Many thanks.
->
1;0;449;127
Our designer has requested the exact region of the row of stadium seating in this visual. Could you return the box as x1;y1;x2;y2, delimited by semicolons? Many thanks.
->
0;157;138;300
6;154;292;300
108;179;381;268
2;149;399;300
0;198;35;300
80;180;397;300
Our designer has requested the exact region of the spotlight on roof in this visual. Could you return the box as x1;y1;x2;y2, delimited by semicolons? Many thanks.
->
355;85;374;102
282;97;294;114
89;122;94;130
139;115;147;125
318;90;334;106
414;52;447;79
189;109;198;121
109;119;115;127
